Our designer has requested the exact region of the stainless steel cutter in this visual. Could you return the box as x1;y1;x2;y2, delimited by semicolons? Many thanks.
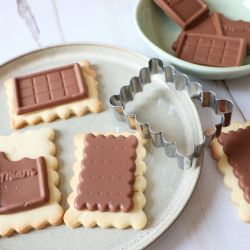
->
109;58;233;170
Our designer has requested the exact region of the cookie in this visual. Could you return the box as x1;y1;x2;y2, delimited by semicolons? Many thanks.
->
64;132;147;230
0;128;64;236
5;61;102;129
211;121;250;222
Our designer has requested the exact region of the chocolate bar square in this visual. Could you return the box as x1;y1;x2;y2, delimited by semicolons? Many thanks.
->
0;152;49;214
154;0;209;29
13;63;88;115
213;12;250;54
176;33;246;67
75;134;138;213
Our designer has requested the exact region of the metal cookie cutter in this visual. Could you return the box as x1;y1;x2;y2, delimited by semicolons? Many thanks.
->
109;58;233;170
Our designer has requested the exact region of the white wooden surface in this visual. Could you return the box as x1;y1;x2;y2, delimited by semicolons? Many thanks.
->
0;1;250;249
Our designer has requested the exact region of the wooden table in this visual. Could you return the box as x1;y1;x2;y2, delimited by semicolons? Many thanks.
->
0;1;249;249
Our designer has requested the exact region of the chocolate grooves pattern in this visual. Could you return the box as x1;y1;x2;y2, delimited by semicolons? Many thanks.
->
176;33;246;67
13;63;88;115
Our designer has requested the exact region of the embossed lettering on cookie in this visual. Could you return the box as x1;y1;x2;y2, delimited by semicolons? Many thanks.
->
0;152;49;214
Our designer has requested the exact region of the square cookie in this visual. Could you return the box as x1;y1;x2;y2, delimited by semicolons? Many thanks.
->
0;128;64;236
64;132;147;230
211;121;250;222
5;61;102;129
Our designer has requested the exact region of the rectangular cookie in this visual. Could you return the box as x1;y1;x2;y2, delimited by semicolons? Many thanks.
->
64;132;147;230
5;61;102;129
0;128;64;236
211;121;250;223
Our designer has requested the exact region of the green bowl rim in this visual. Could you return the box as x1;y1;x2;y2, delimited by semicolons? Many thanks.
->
134;0;250;74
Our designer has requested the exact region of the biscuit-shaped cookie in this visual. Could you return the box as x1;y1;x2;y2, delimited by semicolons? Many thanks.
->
0;128;64;236
5;61;102;129
211;121;250;222
64;132;147;230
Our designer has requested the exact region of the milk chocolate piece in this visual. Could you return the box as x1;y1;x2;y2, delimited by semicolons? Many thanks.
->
0;152;49;214
172;13;220;51
176;32;246;67
75;134;138;213
13;63;88;115
218;126;250;204
153;0;209;29
213;12;250;54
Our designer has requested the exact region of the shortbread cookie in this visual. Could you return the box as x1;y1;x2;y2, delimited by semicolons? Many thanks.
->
0;128;64;236
5;61;102;129
64;132;147;230
211;121;250;222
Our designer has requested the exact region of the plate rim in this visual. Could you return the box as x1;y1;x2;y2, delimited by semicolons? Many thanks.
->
0;42;202;250
0;42;149;69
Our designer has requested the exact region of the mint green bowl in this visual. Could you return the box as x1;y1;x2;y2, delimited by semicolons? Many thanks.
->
134;0;250;80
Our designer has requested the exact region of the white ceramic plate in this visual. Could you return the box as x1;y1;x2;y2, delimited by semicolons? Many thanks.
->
0;43;203;250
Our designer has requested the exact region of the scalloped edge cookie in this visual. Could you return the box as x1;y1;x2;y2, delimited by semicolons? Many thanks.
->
211;121;250;222
5;61;103;129
0;128;64;236
64;132;147;230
